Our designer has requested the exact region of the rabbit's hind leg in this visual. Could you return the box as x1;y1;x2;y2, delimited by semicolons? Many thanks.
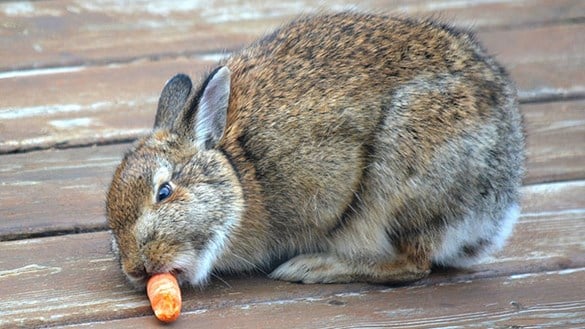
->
269;250;431;284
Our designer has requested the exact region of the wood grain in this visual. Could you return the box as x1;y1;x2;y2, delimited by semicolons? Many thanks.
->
481;23;585;103
1;0;583;71
1;195;583;328
523;99;585;185
55;269;585;329
0;144;122;240
1;24;583;153
0;57;215;153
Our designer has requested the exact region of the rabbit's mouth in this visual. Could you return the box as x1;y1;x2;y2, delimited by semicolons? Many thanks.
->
133;268;186;290
166;268;191;286
123;268;148;290
169;268;184;277
123;258;190;290
166;249;212;287
150;263;190;285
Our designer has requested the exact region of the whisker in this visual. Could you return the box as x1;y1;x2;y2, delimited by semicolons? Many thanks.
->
230;252;268;275
211;273;232;289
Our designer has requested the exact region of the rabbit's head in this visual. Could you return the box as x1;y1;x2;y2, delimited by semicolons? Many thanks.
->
106;67;244;288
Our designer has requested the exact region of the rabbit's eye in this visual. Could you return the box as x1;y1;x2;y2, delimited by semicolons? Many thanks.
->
157;182;173;202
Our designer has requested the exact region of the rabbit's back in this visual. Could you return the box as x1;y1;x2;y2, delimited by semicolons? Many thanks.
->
211;12;524;276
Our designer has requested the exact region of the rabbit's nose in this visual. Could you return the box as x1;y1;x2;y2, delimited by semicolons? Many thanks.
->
141;240;178;274
143;259;161;275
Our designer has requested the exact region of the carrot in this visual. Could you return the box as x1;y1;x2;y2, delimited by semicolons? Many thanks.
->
147;273;182;323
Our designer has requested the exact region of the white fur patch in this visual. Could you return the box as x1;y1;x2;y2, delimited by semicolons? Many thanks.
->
492;203;520;251
169;251;198;285
432;203;520;267
189;211;240;286
110;235;120;255
190;230;230;285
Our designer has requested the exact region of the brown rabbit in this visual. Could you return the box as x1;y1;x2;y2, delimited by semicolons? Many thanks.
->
106;12;524;288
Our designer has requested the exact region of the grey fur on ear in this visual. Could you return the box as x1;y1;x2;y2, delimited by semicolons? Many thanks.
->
154;74;193;130
194;66;231;150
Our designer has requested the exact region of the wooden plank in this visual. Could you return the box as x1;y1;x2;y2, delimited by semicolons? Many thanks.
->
0;0;583;71
523;99;585;185
480;23;584;66
0;57;215;153
1;24;583;153
513;61;585;103
0;232;142;328
0;0;256;71
55;269;585;329
394;0;585;31
480;24;585;102
1;196;583;328
0;144;125;240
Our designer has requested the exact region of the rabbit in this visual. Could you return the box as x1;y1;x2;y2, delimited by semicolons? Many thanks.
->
106;11;525;288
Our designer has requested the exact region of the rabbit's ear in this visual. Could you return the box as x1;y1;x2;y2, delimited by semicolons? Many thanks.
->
154;74;193;130
192;66;231;150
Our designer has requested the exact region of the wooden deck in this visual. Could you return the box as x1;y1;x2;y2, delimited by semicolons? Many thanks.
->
1;1;584;328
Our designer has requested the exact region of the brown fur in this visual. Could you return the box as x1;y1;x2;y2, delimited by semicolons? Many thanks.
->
106;12;524;287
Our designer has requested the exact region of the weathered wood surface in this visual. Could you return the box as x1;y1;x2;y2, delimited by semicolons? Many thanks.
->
1;196;584;328
523;100;585;185
1;19;584;153
0;0;584;328
0;58;213;153
1;0;583;71
1;176;584;327
55;269;585;329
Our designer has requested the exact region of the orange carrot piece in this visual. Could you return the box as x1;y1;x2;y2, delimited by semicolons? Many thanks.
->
147;273;182;323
